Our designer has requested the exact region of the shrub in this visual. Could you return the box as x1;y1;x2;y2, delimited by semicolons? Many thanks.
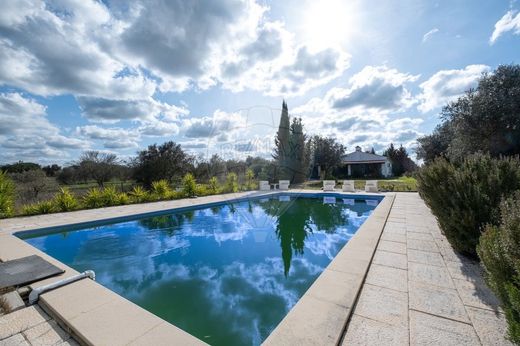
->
224;172;239;193
0;171;15;218
117;192;129;205
128;186;149;203
10;169;57;202
181;173;197;197
82;188;104;209
195;184;210;196
22;200;55;216
417;153;520;257
478;191;520;343
208;177;219;194
100;186;121;206
150;180;172;200
100;186;128;206
245;169;256;190
53;188;78;211
83;186;127;208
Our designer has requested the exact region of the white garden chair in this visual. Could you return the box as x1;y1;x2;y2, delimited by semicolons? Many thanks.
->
278;180;290;190
259;181;270;191
342;180;355;192
323;180;336;191
365;180;378;192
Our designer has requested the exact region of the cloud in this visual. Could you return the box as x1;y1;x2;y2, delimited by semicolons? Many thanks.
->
417;64;490;112
277;46;350;96
138;121;180;137
181;142;208;150
76;96;188;123
422;28;439;43
0;1;155;99
226;45;351;96
76;125;139;149
327;66;419;111
328;115;382;132
46;135;89;149
115;0;266;91
490;10;520;44
221;22;286;78
0;0;352;137
292;65;426;157
0;92;85;162
395;129;421;142
183;110;245;139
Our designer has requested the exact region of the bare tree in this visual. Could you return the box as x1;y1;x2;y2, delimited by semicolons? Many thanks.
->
77;151;120;187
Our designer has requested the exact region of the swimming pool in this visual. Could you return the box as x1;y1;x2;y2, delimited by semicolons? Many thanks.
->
19;193;381;345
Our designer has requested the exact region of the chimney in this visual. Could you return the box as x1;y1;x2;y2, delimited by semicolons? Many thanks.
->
355;146;362;152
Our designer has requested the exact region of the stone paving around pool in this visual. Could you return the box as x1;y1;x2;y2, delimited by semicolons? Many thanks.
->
0;305;78;345
342;193;511;346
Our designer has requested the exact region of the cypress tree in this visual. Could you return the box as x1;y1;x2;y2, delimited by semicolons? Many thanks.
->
273;100;290;179
289;117;308;183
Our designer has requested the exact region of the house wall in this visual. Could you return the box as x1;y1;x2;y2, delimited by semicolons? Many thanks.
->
381;160;392;177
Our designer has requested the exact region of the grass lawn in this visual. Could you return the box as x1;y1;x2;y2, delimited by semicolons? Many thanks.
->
302;176;417;192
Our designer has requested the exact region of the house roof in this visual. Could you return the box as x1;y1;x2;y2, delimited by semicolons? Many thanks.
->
341;149;388;164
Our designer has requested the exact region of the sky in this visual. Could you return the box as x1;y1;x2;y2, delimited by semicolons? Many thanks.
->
0;0;519;165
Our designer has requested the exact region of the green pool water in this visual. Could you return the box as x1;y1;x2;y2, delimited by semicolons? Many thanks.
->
21;194;379;345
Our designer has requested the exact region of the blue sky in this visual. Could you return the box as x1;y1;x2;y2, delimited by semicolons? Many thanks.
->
0;0;519;165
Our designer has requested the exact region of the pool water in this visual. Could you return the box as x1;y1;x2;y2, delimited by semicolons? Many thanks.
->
21;194;379;345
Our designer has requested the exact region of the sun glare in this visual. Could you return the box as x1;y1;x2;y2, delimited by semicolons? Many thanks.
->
302;0;358;51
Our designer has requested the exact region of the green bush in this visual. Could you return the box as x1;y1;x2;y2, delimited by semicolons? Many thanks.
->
182;173;197;197
82;188;105;208
117;191;129;205
23;200;55;216
0;171;15;218
150;180;172;200
478;191;520;343
53;188;78;211
128;186;149;203
417;153;520;257
208;177;219;194
245;169;256;190
100;186;124;206
83;186;127;208
195;184;210;196
224;172;239;193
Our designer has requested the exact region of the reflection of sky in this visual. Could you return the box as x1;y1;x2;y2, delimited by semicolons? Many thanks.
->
25;196;375;346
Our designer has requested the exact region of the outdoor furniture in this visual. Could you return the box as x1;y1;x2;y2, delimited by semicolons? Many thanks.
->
259;181;270;191
342;180;355;192
279;180;290;190
323;180;336;191
365;180;378;192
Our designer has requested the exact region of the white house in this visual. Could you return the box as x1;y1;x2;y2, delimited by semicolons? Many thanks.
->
341;146;392;178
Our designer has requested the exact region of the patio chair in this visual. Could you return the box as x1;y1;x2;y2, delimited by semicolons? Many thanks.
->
323;180;336;191
278;180;290;190
259;181;270;191
365;180;378;192
342;180;355;192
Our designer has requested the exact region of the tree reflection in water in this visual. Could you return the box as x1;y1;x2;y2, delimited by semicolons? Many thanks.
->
139;196;361;277
256;196;350;277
